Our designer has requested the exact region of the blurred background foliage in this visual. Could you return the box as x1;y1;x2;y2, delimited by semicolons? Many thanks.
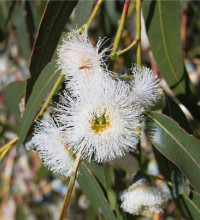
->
0;0;200;220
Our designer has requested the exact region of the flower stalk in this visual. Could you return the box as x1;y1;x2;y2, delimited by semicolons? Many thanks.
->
59;147;83;220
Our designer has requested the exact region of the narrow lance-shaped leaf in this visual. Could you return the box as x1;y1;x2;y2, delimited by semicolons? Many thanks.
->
84;160;107;190
145;112;200;193
143;0;191;96
143;0;200;120
17;61;60;149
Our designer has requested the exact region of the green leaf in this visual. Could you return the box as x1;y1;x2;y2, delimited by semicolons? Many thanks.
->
17;61;60;149
0;1;8;30
74;0;94;28
184;191;200;219
162;95;191;196
84;160;107;190
12;3;31;61
143;1;200;120
78;162;116;220
178;191;200;220
5;81;25;121
145;112;200;193
26;0;78;100
143;0;188;95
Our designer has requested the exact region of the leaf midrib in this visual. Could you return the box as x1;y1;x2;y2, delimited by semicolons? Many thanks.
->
158;0;185;93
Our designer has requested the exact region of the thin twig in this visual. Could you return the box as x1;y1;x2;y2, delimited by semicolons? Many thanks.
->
0;136;18;162
116;37;139;57
110;0;130;62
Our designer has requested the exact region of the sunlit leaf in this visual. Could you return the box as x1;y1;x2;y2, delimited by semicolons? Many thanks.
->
143;0;200;120
145;112;200;193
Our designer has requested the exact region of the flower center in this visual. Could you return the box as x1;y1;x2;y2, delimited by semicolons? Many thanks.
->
79;59;91;75
91;114;111;133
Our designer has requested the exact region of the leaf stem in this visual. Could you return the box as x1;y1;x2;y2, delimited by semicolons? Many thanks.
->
0;136;18;162
59;148;83;220
110;0;130;62
120;74;134;79
116;37;139;57
136;0;142;66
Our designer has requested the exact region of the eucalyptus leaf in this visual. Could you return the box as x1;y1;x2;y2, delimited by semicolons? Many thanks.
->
17;61;60;149
26;0;78;100
145;112;200;193
184;191;200;219
84;160;107;190
78;162;116;220
143;0;200;120
74;0;94;28
178;191;200;220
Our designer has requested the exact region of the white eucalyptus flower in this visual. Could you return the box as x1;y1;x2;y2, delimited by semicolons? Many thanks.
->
57;29;111;95
130;65;161;109
31;115;74;177
121;178;171;215
54;79;143;162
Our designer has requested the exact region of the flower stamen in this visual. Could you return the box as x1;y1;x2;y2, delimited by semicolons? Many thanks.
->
91;114;111;133
79;59;92;75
